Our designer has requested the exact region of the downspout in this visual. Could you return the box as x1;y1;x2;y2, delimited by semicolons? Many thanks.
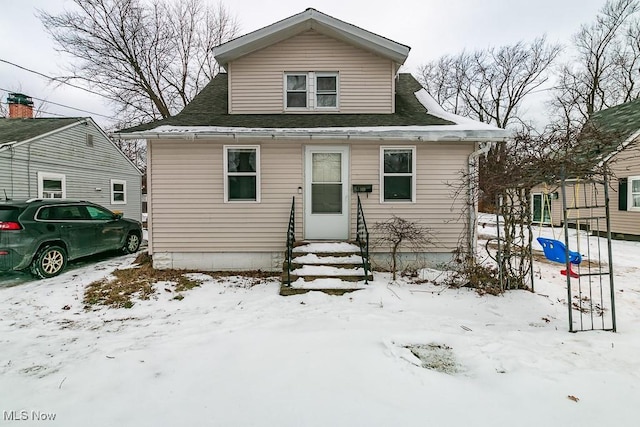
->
9;146;14;198
27;143;32;197
468;142;492;258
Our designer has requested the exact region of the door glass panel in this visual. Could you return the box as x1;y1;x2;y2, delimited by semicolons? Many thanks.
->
311;152;342;214
312;153;341;182
532;195;542;222
312;184;342;214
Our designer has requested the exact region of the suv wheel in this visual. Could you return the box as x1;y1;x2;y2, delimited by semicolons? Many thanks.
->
123;232;141;254
30;245;68;279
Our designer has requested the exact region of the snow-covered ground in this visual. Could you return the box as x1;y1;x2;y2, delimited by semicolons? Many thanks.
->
1;221;640;426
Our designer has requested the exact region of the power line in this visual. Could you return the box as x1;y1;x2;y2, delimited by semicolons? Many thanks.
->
0;87;118;120
0;58;121;104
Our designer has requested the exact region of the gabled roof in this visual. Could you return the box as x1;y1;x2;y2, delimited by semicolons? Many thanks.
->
0;117;142;175
0;117;82;146
121;73;449;130
214;8;410;69
587;97;640;164
117;73;509;142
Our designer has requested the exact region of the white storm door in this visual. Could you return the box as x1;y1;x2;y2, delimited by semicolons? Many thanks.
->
304;146;350;240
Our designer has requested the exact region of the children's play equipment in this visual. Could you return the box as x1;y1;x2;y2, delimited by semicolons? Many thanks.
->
536;237;581;278
538;175;616;333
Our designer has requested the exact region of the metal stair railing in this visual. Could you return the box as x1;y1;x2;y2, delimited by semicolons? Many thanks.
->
285;196;296;286
356;194;370;284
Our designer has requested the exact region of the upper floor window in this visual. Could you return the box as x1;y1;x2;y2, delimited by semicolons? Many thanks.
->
285;72;338;111
286;74;307;108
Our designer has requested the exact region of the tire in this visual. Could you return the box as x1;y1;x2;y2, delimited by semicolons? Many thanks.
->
123;232;141;254
30;245;67;279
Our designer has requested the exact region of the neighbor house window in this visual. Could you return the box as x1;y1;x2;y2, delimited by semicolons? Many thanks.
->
224;146;260;202
111;179;127;204
629;176;640;211
37;172;66;199
381;147;416;202
285;72;338;110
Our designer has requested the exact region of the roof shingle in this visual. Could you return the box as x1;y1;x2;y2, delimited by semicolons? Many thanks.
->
119;73;453;133
0;118;83;146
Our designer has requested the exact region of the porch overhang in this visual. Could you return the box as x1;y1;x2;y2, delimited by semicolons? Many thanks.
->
117;126;510;143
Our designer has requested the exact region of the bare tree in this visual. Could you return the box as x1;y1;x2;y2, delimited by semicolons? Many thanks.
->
38;0;239;125
551;0;640;131
417;37;561;129
373;216;435;281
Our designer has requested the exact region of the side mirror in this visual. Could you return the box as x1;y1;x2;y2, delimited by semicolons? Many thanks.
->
113;213;123;220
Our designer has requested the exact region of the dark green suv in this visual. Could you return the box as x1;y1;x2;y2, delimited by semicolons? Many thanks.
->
0;199;142;279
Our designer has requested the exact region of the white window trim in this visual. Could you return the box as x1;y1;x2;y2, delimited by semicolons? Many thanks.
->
110;179;127;205
223;145;261;203
284;73;308;110
37;172;66;199
380;146;417;203
629;175;640;212
284;72;339;112
315;72;339;111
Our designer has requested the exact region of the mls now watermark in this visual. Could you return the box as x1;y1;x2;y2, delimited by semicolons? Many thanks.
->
3;410;57;421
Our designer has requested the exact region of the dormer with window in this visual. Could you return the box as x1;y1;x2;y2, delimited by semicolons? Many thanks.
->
214;8;410;115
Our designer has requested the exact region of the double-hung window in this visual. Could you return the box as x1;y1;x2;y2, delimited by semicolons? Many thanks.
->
37;172;66;199
224;146;260;202
285;72;338;110
286;74;308;108
381;147;416;202
111;179;127;204
315;73;337;108
629;176;640;211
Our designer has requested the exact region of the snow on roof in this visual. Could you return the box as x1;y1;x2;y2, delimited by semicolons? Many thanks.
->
413;89;501;130
131;117;509;142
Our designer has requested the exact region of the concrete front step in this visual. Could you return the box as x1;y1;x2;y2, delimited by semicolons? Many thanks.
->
279;278;367;296
282;240;372;295
292;253;365;264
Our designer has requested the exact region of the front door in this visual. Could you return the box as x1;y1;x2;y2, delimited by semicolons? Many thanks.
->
304;146;349;239
532;193;551;224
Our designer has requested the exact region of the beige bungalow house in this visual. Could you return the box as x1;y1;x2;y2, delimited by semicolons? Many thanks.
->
116;8;509;276
531;98;640;240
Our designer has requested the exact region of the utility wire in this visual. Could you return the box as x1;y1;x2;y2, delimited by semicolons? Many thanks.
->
0;58;122;104
0;87;117;120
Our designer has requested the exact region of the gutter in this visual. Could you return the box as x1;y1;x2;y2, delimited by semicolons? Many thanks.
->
468;142;492;258
0;141;18;153
116;129;510;143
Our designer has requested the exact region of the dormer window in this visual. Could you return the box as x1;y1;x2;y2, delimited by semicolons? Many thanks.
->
286;74;307;108
285;72;339;111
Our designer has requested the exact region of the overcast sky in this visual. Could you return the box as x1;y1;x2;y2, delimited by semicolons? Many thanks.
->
0;0;608;128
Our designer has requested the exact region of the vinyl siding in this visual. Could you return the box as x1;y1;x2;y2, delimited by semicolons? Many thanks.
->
0;122;142;220
149;139;472;254
229;30;394;114
149;139;303;253
350;143;472;252
609;143;640;236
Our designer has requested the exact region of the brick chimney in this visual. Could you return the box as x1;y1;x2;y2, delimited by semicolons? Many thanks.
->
7;93;34;119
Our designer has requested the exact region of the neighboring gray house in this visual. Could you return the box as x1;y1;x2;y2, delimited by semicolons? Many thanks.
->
1;95;142;220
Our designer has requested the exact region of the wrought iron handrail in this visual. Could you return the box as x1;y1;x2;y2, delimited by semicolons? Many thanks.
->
356;195;370;284
285;196;296;285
